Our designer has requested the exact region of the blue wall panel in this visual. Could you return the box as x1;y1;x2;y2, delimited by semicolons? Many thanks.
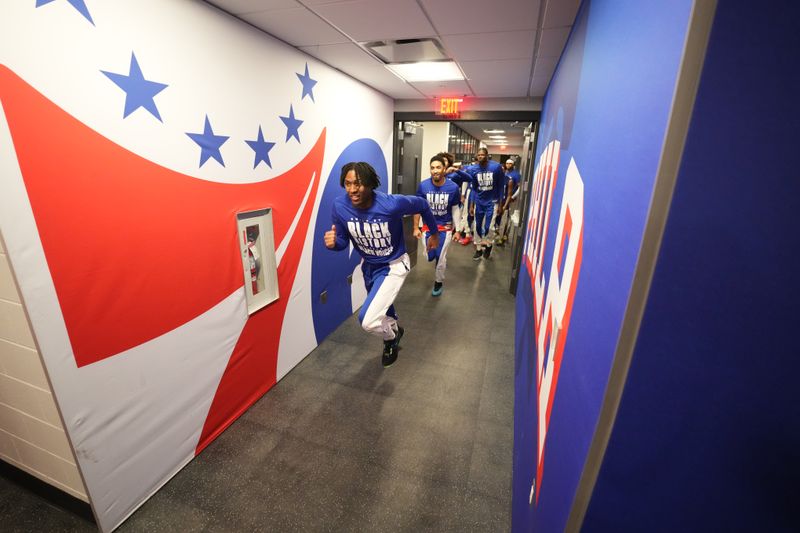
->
512;1;692;531
583;1;800;531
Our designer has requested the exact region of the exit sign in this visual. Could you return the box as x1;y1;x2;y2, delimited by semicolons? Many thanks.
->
436;98;463;117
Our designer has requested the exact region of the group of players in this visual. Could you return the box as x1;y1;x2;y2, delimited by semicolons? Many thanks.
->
323;148;520;367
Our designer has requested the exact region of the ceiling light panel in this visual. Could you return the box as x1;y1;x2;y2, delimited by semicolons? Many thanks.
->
386;61;464;82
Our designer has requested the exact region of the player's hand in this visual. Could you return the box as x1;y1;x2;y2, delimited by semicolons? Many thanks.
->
426;232;439;252
413;227;422;239
324;224;337;249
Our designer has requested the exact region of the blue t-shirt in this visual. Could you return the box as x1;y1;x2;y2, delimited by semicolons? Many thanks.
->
330;191;437;264
464;160;506;205
416;177;461;230
446;168;471;188
506;169;521;196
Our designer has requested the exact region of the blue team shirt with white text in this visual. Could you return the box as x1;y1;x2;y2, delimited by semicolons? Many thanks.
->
464;160;506;205
416;177;461;230
330;191;436;264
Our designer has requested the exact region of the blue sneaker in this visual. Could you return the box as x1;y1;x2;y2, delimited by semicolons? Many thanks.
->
431;282;443;296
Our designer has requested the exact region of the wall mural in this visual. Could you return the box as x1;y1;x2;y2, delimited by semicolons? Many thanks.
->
0;1;392;531
512;1;692;531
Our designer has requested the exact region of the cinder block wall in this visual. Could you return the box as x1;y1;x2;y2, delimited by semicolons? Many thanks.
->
0;234;86;501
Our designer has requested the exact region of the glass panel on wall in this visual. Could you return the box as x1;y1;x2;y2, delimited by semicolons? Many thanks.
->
447;123;479;165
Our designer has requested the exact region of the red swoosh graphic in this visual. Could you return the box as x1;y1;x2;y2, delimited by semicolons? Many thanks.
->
2;65;327;451
1;64;324;369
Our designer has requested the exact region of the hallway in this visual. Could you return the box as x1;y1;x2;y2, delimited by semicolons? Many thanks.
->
2;237;517;532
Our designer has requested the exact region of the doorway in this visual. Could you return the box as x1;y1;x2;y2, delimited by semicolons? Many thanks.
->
392;111;540;292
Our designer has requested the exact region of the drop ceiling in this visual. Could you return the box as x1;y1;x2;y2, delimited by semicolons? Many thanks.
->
204;0;581;101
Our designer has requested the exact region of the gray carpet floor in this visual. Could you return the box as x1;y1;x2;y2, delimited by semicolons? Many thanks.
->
1;237;516;532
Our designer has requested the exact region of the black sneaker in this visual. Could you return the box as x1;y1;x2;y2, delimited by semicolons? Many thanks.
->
382;342;398;367
382;326;404;367
432;281;443;296
472;249;483;261
483;246;493;259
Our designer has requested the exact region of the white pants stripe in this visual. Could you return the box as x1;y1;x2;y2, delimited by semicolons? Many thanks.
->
358;254;410;341
424;230;452;283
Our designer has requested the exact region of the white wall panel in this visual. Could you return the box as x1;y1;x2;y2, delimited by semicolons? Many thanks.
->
1;0;394;530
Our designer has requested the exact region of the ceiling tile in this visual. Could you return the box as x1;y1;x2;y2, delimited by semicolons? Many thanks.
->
442;30;535;62
542;0;581;28
301;0;357;4
205;0;300;15
299;42;380;70
529;75;550;97
365;75;427;98
299;43;423;98
460;58;532;98
313;0;435;42
422;0;540;35
408;80;472;99
537;26;571;58
241;7;350;46
532;55;559;78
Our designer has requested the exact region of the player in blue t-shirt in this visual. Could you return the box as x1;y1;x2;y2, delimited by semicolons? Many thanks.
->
413;155;462;296
324;162;438;367
436;151;473;245
463;147;506;260
497;158;521;245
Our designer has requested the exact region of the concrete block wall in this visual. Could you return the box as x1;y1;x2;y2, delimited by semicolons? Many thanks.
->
0;235;87;501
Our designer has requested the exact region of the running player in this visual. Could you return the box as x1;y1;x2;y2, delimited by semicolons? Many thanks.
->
324;162;439;367
463;147;506;260
413;155;461;296
497;158;521;245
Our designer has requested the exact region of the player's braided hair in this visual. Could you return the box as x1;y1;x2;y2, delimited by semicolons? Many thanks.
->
340;162;381;189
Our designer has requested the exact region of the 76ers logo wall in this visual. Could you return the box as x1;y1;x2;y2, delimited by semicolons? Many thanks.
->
522;140;584;503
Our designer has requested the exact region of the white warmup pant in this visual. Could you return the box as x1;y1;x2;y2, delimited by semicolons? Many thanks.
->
358;254;410;341
424;229;453;283
456;188;472;235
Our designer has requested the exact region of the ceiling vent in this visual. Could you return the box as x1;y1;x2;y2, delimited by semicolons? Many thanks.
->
365;38;448;64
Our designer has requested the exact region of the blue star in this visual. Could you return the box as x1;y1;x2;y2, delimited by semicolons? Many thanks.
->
280;105;303;143
296;63;317;102
245;126;276;169
36;0;95;25
101;53;168;121
186;116;229;167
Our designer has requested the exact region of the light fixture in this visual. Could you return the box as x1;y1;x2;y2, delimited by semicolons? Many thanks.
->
385;61;464;82
489;135;507;140
483;129;505;134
